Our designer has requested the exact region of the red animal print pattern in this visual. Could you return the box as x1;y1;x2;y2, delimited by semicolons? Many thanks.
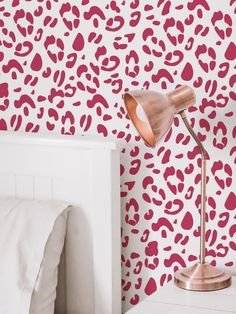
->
0;0;235;311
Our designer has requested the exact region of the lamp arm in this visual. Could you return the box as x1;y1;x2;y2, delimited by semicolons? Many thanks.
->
179;111;207;160
179;111;207;264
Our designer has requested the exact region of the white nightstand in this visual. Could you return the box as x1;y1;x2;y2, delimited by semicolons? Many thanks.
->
127;276;236;314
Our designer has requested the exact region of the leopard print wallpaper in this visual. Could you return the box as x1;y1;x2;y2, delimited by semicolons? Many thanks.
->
0;0;235;311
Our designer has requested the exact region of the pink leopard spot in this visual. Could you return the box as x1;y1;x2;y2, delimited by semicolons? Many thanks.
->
30;53;42;71
181;211;193;230
225;42;236;60
72;33;85;51
144;277;157;296
225;192;236;210
181;62;193;81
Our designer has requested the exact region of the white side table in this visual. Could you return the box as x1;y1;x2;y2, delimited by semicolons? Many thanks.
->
127;276;236;314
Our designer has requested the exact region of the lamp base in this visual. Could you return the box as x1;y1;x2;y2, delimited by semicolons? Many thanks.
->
174;262;232;291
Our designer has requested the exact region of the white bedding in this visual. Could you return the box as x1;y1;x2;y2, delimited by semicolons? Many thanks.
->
0;198;68;314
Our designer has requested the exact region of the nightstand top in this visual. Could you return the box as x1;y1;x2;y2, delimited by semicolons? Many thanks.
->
127;276;236;314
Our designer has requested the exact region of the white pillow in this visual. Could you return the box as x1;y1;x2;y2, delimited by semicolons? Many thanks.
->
29;208;68;314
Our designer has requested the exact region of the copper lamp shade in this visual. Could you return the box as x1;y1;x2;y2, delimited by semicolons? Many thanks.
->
123;85;195;147
123;85;232;291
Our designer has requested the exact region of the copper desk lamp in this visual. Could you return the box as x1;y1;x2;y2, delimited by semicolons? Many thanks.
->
123;85;232;291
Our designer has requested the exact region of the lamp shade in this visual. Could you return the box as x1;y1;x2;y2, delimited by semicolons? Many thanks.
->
123;85;196;147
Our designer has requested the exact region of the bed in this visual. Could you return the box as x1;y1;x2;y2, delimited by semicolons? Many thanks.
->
0;132;121;314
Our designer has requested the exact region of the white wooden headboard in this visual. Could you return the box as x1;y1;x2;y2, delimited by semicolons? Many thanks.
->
0;132;121;314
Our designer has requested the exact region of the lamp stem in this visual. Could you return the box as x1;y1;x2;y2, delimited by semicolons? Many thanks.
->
179;111;207;264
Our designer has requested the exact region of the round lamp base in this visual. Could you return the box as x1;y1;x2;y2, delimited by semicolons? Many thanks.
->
174;263;232;291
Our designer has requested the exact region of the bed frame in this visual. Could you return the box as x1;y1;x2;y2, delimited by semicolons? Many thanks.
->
0;132;121;314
